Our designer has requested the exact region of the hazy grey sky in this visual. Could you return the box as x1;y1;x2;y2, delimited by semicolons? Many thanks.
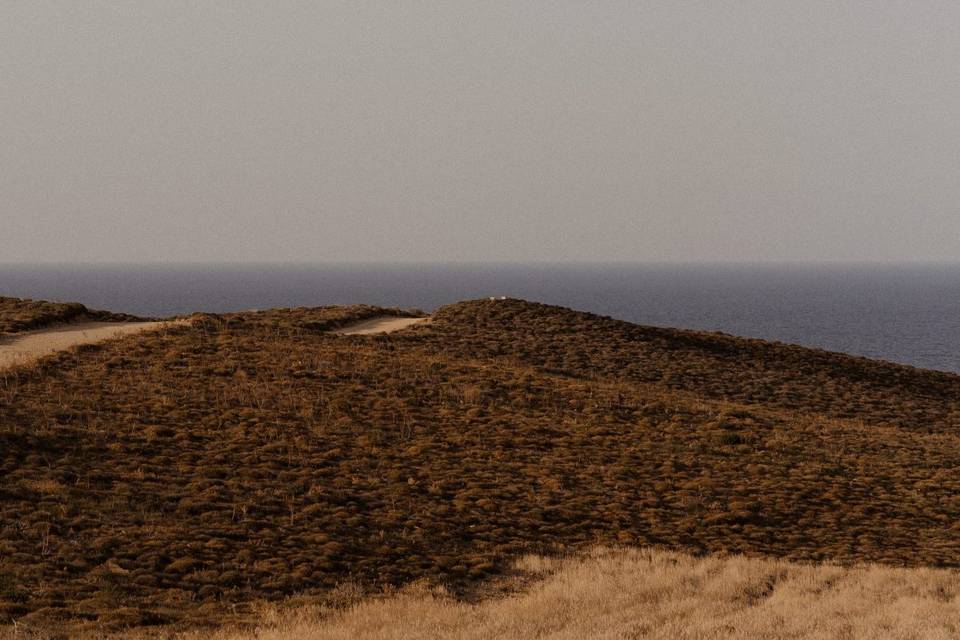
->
3;2;960;263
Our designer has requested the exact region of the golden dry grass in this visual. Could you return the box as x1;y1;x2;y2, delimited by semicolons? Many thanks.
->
83;547;960;640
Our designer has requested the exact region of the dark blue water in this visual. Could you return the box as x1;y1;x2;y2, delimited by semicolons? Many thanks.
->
2;263;960;373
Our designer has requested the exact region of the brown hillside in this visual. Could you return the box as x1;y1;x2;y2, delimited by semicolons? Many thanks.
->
427;298;960;432
2;298;959;634
0;297;146;334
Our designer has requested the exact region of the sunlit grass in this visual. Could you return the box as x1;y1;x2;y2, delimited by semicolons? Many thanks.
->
131;548;960;640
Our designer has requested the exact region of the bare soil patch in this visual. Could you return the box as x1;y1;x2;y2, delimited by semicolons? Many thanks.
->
0;321;178;370
333;316;429;335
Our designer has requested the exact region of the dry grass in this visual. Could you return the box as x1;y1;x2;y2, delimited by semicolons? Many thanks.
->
3;298;960;635
426;299;960;434
85;547;960;639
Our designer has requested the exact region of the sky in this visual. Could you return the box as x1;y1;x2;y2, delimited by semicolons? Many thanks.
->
3;1;960;264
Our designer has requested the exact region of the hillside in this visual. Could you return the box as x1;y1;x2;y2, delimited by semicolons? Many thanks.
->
2;298;960;635
0;296;146;334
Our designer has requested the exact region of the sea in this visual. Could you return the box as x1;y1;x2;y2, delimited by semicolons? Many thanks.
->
2;263;960;374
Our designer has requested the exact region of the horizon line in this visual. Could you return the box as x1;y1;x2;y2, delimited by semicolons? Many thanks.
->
4;260;960;268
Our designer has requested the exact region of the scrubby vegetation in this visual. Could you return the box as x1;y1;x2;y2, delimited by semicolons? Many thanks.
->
0;297;145;334
2;298;960;636
427;299;960;433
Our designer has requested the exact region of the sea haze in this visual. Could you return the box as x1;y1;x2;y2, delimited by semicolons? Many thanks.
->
2;263;959;374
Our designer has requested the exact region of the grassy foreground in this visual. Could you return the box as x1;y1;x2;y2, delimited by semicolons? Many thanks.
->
4;297;960;635
80;547;960;640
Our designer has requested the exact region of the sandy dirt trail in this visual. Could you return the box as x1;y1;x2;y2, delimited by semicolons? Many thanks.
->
334;316;429;335
0;321;177;370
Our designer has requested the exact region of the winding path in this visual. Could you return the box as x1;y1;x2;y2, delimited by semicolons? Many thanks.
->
0;314;428;370
0;321;177;370
334;316;429;335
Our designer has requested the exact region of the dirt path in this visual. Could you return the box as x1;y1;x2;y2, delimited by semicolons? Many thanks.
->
0;321;177;370
334;316;429;335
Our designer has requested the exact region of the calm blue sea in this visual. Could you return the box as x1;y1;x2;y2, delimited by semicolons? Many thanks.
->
2;263;960;373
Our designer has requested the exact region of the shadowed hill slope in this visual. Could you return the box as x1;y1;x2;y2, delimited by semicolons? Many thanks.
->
2;298;960;633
